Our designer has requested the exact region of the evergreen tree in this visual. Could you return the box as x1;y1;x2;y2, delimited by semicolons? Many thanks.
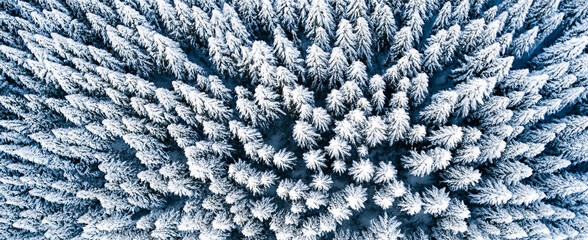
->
510;29;537;57
349;158;374;182
347;61;368;87
258;0;277;32
419;90;458;125
293;120;320;149
354;17;373;64
453;0;470;25
442;166;481;191
372;2;396;50
389;27;413;59
364;116;387;147
335;19;357;60
421;186;450;215
346;0;367;22
409;73;429;105
306;44;329;89
470;179;513;205
428;125;463;149
305;0;334;39
275;0;299;33
433;2;452;30
365;213;403;239
423;30;445;72
273;27;304;75
328;47;349;88
533;36;588;66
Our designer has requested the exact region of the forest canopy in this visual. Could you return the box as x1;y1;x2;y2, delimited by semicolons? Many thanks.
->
0;0;587;239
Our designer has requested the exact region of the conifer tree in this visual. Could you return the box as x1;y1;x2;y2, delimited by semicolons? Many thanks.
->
355;17;373;64
306;44;329;89
275;0;299;33
305;0;334;39
335;19;357;60
372;2;396;50
433;2;452;30
328;47;349;88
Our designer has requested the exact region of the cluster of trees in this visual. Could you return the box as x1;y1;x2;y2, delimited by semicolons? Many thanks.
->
0;0;587;239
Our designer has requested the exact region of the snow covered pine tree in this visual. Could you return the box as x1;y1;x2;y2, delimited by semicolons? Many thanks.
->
0;0;587;239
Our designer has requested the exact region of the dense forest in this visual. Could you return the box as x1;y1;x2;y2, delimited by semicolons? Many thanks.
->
0;0;587;239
